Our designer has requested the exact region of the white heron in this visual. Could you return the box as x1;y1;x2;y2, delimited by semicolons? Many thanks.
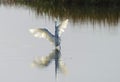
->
29;19;68;79
29;19;68;49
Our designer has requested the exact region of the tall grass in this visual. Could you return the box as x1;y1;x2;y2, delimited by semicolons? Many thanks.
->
2;0;120;6
1;0;120;25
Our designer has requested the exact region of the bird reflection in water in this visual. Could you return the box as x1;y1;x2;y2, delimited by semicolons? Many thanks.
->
29;19;68;79
31;49;68;78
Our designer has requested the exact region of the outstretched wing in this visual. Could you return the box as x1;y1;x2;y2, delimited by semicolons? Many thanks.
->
31;49;56;68
29;28;55;45
59;60;68;75
58;19;68;37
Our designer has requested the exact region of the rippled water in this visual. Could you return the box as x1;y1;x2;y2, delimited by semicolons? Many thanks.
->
0;3;120;82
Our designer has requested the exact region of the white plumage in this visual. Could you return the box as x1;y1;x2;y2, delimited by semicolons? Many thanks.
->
31;49;68;74
29;28;55;45
58;19;68;36
29;19;68;79
29;19;68;47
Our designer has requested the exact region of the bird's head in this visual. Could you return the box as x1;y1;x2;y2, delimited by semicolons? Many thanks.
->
55;20;58;27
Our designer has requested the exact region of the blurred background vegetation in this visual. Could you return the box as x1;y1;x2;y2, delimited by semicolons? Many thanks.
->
0;0;120;25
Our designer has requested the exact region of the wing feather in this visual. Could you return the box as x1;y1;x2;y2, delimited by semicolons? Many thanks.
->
58;19;68;37
31;49;56;68
59;60;68;75
29;28;55;45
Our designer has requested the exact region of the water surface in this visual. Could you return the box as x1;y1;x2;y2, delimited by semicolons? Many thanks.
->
0;2;120;82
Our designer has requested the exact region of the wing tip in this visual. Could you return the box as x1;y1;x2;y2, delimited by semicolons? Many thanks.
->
29;28;35;33
64;19;68;23
64;19;69;25
66;19;68;21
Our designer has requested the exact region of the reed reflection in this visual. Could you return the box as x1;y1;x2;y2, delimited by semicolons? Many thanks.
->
1;0;120;25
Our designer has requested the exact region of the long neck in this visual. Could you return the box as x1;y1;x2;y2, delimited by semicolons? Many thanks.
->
55;21;58;37
55;21;60;47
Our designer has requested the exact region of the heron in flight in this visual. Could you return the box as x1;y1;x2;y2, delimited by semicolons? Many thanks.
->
29;19;68;79
29;19;68;49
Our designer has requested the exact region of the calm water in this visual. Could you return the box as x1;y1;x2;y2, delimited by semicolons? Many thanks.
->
0;3;120;82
